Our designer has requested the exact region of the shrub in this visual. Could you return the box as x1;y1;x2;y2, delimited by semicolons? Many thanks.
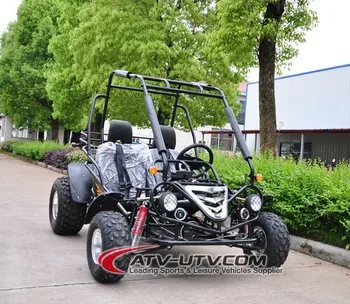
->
213;151;350;249
0;140;18;152
67;150;89;163
11;141;68;161
44;149;72;170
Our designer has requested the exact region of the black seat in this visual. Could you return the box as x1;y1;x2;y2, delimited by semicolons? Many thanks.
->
159;125;176;150
108;120;133;143
150;126;179;183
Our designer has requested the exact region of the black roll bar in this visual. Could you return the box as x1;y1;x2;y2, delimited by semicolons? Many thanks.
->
87;94;107;154
176;104;197;145
86;70;254;182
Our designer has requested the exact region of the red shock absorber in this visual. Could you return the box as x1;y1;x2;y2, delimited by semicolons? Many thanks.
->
244;224;249;235
131;205;148;247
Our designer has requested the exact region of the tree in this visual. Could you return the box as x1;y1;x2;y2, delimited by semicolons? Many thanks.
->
0;0;61;139
45;0;91;132
213;0;318;154
49;0;242;130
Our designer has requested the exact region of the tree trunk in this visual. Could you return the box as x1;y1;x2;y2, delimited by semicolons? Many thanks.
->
258;1;286;156
157;107;170;126
70;131;81;144
50;117;59;141
91;113;103;140
63;129;71;145
258;39;277;155
38;131;45;141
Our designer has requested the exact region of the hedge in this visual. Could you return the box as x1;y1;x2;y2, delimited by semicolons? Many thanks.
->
213;152;350;249
0;140;91;166
67;150;89;163
0;140;18;152
43;149;73;170
10;141;68;161
43;149;89;169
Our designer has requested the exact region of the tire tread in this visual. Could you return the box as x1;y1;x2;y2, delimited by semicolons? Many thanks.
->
87;211;131;283
260;212;290;267
245;212;290;267
50;177;86;235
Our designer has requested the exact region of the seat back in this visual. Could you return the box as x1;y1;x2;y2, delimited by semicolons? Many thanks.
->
108;120;133;143
150;126;179;183
159;125;176;150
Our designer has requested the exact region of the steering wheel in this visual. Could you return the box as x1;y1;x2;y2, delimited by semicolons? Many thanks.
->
176;144;214;178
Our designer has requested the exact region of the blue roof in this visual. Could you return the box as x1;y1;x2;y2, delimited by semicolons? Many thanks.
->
247;63;350;85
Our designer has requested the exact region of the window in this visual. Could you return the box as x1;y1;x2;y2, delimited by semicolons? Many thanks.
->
210;128;234;151
238;99;246;114
279;142;312;160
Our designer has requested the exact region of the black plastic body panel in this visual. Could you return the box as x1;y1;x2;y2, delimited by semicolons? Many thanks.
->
68;163;93;203
84;192;130;224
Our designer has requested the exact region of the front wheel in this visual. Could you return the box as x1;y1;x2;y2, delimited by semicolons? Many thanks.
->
87;211;131;283
244;212;290;267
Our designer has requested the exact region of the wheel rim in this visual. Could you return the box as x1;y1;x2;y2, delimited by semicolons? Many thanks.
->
91;228;102;264
251;226;267;256
52;191;59;220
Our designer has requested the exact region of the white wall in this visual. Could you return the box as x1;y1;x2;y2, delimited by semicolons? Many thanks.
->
245;65;350;152
245;65;350;131
0;116;12;142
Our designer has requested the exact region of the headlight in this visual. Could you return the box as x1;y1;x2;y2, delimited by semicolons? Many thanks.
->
159;192;178;212
245;194;262;212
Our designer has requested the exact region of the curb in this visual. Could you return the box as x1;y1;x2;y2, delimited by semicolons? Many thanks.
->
36;161;68;175
290;235;350;269
0;152;68;175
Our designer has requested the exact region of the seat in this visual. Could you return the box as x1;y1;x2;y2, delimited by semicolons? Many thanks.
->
159;125;176;150
150;125;178;156
96;120;155;198
150;126;179;183
107;120;133;143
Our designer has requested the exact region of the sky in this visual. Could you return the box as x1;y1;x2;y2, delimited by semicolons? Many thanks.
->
1;0;350;82
246;0;350;81
0;0;22;34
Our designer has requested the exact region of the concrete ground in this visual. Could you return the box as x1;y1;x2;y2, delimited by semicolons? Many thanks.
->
0;153;349;304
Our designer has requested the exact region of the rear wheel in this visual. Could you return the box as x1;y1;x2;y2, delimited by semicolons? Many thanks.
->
87;211;131;283
244;212;290;267
49;177;86;235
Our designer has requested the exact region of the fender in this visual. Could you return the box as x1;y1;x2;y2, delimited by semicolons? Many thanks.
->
68;162;93;203
84;192;128;224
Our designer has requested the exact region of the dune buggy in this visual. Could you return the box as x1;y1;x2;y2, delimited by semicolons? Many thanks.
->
49;70;290;283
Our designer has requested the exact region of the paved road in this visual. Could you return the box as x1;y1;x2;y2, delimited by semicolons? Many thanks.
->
0;153;349;304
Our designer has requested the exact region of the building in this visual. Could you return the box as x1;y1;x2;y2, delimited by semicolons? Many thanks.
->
196;82;246;153
244;64;350;163
0;113;70;143
0;114;39;142
0;114;13;142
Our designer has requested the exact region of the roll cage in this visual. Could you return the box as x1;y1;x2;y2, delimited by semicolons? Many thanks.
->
80;70;255;183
